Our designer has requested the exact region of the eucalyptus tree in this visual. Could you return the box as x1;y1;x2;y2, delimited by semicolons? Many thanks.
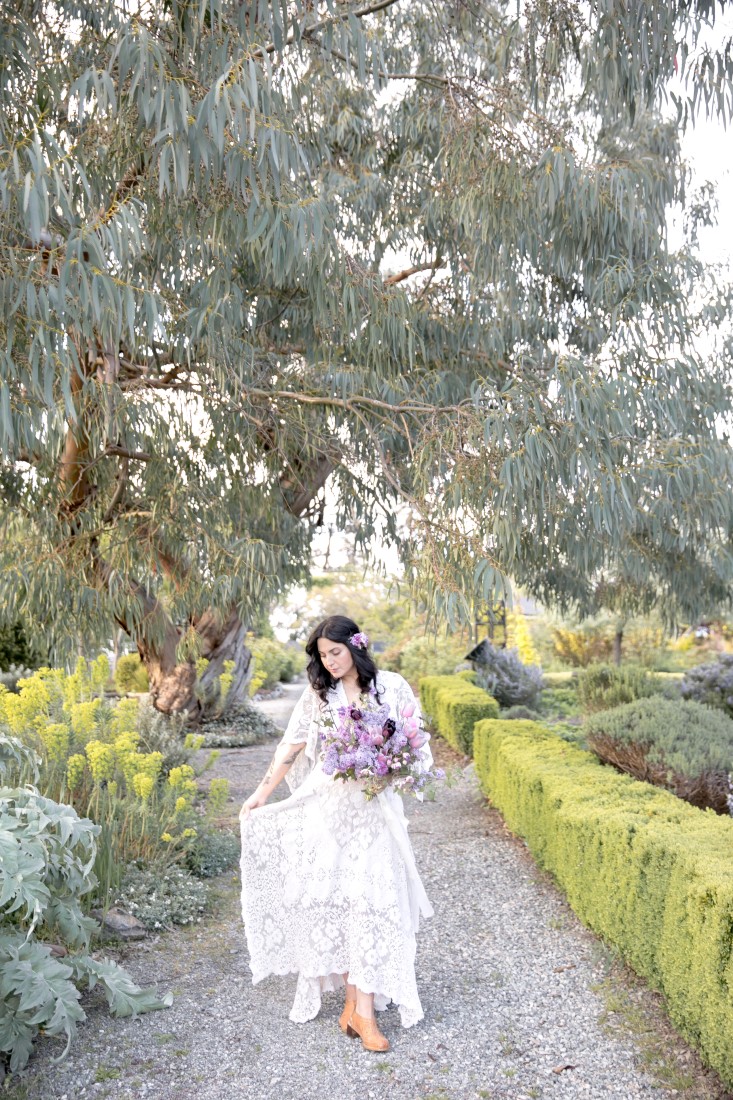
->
1;0;733;717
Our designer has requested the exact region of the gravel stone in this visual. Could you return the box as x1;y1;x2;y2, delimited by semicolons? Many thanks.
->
14;689;732;1100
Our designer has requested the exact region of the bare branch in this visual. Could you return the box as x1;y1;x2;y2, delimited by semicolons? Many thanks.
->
256;0;403;57
102;456;129;524
104;444;154;462
248;387;473;418
384;260;442;287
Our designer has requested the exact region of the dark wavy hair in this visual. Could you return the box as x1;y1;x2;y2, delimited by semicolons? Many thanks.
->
305;615;380;703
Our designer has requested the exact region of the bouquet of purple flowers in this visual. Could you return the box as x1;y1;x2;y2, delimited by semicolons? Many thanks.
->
321;695;444;800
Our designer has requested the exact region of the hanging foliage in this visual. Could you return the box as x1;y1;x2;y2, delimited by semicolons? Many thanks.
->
1;0;733;712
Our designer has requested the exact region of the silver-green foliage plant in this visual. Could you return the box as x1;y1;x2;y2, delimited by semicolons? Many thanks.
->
0;665;34;693
0;735;171;1074
473;644;544;710
584;697;733;815
113;864;209;931
680;655;733;719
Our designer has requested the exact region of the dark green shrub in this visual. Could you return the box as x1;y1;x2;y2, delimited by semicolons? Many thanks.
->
185;829;240;878
502;704;542;721
680;655;733;718
584;696;733;813
540;686;580;718
0;622;42;672
576;663;659;713
473;643;543;709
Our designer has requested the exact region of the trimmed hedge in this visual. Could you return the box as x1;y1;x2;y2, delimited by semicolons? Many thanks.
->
419;675;499;754
473;718;733;1089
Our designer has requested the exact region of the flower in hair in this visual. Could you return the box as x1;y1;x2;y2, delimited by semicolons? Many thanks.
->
349;632;369;650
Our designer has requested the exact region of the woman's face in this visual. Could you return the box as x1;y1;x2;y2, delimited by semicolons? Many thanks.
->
317;637;356;681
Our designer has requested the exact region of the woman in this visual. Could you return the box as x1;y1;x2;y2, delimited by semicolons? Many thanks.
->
239;615;434;1052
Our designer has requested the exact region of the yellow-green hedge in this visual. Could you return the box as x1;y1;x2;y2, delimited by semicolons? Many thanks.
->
473;718;733;1088
419;675;498;754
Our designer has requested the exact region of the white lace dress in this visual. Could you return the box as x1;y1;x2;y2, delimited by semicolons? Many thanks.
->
239;670;434;1027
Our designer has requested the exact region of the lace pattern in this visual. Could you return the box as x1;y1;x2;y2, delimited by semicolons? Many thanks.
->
240;671;433;1028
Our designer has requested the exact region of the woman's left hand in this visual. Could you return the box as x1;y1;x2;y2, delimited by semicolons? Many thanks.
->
239;790;268;820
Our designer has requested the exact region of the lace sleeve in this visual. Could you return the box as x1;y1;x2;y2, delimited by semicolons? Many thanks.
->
280;685;323;791
393;674;434;774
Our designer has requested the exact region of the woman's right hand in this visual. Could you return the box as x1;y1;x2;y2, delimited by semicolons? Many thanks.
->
239;789;268;820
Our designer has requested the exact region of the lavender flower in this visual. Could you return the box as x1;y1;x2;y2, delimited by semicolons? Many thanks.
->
320;689;444;801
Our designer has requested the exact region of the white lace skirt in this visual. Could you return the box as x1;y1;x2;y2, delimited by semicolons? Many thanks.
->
240;767;433;1027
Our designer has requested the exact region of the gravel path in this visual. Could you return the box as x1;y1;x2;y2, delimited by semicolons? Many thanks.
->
15;689;731;1100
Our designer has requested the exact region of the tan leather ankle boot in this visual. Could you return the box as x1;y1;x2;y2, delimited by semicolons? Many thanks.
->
346;1011;390;1052
339;998;357;1033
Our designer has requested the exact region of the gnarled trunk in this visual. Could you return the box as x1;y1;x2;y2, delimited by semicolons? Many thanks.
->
136;609;252;722
195;610;253;716
136;623;201;720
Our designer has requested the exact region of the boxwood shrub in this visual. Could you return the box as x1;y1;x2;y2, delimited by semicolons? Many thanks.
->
473;718;733;1089
419;675;499;754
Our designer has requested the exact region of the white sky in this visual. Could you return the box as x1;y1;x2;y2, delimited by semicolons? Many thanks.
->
676;120;732;264
670;11;733;264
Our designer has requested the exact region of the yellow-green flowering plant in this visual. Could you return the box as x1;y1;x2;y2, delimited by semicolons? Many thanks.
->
0;655;240;920
39;723;70;764
0;732;171;1074
67;699;103;742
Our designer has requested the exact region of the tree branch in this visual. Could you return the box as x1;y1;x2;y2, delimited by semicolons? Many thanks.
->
58;352;93;514
280;454;336;518
256;0;403;57
104;444;154;462
93;159;145;229
102;456;129;525
248;387;473;418
384;260;442;286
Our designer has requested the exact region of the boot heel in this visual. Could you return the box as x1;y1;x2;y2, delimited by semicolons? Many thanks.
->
347;1010;390;1052
346;1023;358;1038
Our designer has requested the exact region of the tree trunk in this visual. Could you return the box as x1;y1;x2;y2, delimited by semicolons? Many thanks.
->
132;610;254;722
613;626;623;666
136;620;201;721
195;610;253;716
